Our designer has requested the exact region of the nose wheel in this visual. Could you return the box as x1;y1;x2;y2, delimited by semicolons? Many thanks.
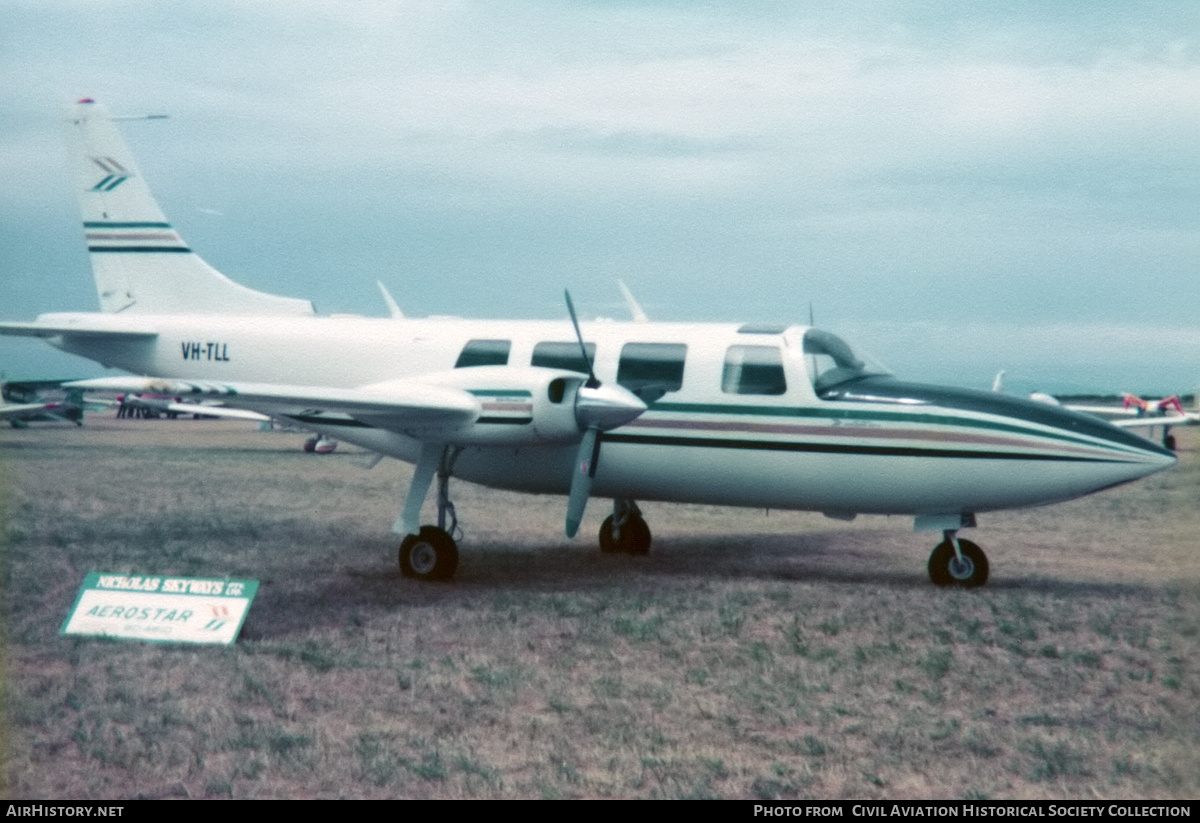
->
927;532;988;587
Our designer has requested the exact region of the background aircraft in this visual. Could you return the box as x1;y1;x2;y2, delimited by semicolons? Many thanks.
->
0;101;1177;587
992;372;1196;450
1064;394;1198;451
1;379;92;427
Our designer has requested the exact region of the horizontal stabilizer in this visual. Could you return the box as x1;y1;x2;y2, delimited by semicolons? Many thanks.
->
0;320;158;340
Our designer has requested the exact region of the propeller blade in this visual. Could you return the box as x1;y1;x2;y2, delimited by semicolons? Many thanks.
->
565;426;601;537
564;289;600;388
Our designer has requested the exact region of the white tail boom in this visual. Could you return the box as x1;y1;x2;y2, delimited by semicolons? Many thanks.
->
67;99;314;317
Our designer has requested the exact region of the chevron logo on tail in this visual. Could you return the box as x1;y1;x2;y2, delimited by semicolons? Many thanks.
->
89;156;131;191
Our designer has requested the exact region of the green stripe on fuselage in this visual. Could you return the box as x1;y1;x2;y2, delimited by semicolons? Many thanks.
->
467;389;533;399
646;402;1138;455
602;433;1122;462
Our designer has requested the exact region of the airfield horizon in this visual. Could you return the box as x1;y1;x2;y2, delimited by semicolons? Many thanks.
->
2;417;1197;799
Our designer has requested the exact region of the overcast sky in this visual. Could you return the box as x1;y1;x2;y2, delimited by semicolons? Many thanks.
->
2;1;1198;394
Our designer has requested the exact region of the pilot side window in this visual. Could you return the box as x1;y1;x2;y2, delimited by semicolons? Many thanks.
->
617;343;686;403
722;345;787;395
531;341;596;374
454;339;511;368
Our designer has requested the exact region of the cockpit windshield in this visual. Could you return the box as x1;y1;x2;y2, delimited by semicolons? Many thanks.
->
802;328;892;395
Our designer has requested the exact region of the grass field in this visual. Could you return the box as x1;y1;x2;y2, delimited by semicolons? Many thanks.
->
2;417;1197;799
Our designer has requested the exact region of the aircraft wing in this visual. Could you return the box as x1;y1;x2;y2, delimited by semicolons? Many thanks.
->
67;376;481;437
1106;415;1196;429
0;402;58;420
1065;404;1140;417
165;402;271;422
1066;405;1198;427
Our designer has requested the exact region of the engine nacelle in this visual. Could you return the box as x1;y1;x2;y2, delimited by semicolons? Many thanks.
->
418;366;595;446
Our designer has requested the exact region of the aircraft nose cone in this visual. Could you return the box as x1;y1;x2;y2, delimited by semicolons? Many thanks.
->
1011;397;1178;490
1090;430;1176;492
1129;436;1177;472
1066;410;1177;470
575;383;647;431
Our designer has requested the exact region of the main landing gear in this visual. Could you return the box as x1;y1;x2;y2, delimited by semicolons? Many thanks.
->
395;444;461;581
927;530;989;588
392;446;655;580
599;499;652;555
399;526;458;581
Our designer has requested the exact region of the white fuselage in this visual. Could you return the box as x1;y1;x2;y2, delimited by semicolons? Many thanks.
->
43;311;1175;517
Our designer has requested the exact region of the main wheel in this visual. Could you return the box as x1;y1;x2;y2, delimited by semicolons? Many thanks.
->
927;538;988;587
598;514;652;555
399;526;459;581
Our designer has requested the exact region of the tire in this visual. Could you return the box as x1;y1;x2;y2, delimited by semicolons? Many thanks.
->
1164;434;1176;451
598;514;652;555
928;538;988;587
399;526;459;581
598;515;621;553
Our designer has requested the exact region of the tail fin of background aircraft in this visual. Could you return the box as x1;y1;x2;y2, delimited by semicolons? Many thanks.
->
66;99;314;317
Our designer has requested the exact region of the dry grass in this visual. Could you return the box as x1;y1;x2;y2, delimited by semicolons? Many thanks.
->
2;418;1197;799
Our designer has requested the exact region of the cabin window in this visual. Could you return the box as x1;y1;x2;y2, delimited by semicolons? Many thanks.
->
455;339;511;368
722;345;787;395
531;341;596;374
617;343;686;402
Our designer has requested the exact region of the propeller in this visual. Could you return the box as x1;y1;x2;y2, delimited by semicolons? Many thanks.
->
565;290;600;389
563;290;646;537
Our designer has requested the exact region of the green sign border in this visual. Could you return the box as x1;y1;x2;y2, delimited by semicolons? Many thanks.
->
61;572;260;645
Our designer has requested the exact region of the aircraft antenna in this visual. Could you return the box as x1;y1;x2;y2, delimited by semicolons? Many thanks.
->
807;302;817;381
110;114;169;122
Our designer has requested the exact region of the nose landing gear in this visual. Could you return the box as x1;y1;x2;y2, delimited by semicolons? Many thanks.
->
928;530;989;587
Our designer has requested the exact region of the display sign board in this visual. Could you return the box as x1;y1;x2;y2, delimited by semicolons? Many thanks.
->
60;573;259;645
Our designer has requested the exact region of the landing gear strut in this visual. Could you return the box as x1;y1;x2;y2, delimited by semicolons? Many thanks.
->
395;444;461;581
599;499;652;555
927;530;988;587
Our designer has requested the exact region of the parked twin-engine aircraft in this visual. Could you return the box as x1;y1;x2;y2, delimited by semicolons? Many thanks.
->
1;379;89;427
0;100;1177;586
0;398;78;427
